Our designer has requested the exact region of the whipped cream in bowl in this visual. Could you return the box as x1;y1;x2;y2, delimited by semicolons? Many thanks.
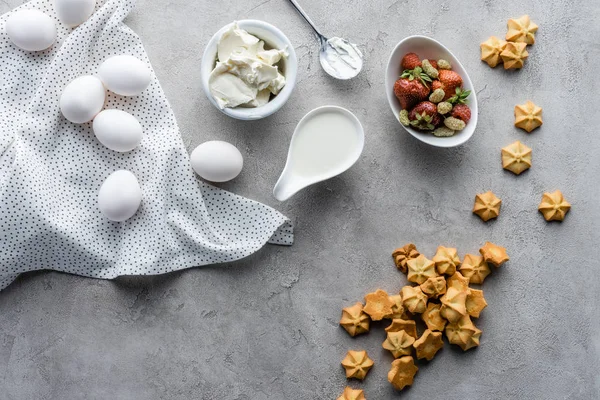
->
201;20;298;120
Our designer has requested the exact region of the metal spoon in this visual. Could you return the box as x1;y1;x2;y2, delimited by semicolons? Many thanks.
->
287;0;363;80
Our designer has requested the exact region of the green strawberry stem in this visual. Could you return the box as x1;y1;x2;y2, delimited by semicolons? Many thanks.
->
400;66;432;88
448;87;471;105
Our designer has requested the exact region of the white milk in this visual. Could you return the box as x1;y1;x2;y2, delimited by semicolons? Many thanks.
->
290;111;360;178
273;106;364;201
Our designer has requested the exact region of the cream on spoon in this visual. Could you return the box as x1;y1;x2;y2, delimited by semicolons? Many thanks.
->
287;0;363;80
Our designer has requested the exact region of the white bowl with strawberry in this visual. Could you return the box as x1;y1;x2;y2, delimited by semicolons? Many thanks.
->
385;36;478;147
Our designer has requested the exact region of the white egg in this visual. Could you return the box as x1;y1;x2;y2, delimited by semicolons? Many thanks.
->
190;141;243;182
93;110;143;152
98;170;142;222
60;75;106;123
98;55;151;96
55;0;95;28
5;9;56;51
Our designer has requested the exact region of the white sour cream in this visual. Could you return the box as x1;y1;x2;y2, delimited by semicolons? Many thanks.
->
209;23;287;109
320;37;363;80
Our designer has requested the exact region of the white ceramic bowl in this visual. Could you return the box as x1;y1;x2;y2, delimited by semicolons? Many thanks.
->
385;35;478;148
201;20;298;120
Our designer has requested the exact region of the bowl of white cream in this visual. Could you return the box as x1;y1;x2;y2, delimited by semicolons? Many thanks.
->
201;20;298;120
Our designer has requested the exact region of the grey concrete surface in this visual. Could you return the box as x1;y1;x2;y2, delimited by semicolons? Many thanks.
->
1;0;599;399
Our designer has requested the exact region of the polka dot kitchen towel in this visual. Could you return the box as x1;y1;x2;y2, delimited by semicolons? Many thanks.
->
0;0;293;290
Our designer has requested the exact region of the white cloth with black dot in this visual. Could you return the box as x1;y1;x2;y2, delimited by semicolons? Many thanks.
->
0;0;293;290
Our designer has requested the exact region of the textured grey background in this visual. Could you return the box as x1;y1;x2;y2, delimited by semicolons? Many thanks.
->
1;0;599;399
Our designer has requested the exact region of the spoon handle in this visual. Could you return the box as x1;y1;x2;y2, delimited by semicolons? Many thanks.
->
287;0;325;40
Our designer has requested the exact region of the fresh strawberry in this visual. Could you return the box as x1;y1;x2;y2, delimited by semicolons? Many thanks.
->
451;104;471;124
394;67;431;110
427;59;438;69
401;53;422;71
437;70;463;100
408;101;441;130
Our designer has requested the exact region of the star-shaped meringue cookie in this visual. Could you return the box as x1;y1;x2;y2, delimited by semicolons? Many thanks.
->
506;15;538;45
480;36;507;68
363;289;393;321
387;356;418;391
433;246;460;276
440;286;468;323
340;302;371;337
387;294;406;320
422;303;447;332
466;288;488;318
401;285;428;314
538;190;571;221
385;318;418;339
445;315;482;351
382;330;415;358
341;350;374;380
514;100;543;132
420;276;447;298
406;255;437;285
446;271;470;292
500;42;528;69
337;387;366;400
479;242;510;267
392;243;420;274
502;140;532;175
459;254;491;284
413;329;444;361
473;191;502;222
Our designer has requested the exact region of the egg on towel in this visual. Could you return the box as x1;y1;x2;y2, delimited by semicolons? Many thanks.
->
98;55;151;96
98;170;142;222
5;9;56;51
55;0;96;28
190;141;243;182
93;109;143;152
60;75;106;123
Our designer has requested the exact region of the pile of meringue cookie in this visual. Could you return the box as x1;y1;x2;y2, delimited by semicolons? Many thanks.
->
336;242;508;398
6;2;153;222
479;14;537;69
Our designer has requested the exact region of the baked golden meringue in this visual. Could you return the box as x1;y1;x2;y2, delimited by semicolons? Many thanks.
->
382;330;415;358
459;254;491;284
445;315;482;351
500;42;528;69
363;289;394;321
401;285;428;314
387;356;418;391
337;387;366;400
479;242;510;267
392;243;420;274
422;302;447;332
538;190;571;222
440;286;468;323
446;271;470;292
341;350;374;380
473;191;502;222
514;101;543;132
340;302;371;337
420;276;447;298
466;288;488;318
502;140;532;175
413;329;444;361
385;318;417;339
480;36;507;68
406;255;437;285
387;295;406;320
433;246;461;276
506;15;538;45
